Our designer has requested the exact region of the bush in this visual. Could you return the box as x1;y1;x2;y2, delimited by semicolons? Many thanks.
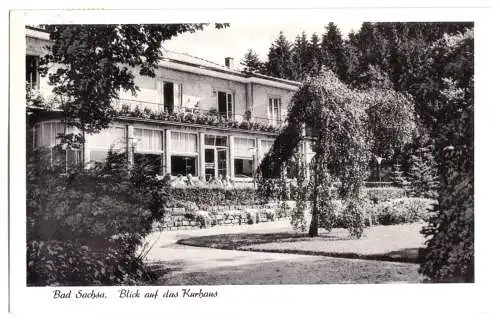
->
369;198;437;225
27;151;165;286
163;187;259;209
315;198;366;238
362;187;407;203
343;200;365;239
27;240;144;286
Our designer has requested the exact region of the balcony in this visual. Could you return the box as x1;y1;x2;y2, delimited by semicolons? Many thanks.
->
113;98;284;133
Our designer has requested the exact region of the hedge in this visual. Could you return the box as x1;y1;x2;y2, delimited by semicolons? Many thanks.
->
163;187;260;209
368;198;437;226
162;186;408;210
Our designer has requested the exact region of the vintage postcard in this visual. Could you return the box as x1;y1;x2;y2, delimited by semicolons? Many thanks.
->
7;4;496;321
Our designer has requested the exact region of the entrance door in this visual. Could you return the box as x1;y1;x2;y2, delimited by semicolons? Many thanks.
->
204;148;215;181
217;149;227;178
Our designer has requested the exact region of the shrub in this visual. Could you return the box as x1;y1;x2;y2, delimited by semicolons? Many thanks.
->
27;240;145;286
343;200;365;239
370;198;436;225
163;187;259;209
362;187;407;203
27;151;165;286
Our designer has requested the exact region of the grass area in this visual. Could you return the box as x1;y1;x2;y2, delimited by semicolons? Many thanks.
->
153;256;422;285
177;223;427;263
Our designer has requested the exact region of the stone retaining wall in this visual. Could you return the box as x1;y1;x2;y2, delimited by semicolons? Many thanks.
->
153;203;294;231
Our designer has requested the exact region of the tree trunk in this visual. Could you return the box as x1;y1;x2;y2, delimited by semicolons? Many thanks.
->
80;123;85;169
308;153;320;237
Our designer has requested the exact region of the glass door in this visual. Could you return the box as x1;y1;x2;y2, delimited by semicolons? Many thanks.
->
204;148;215;181
217;148;227;178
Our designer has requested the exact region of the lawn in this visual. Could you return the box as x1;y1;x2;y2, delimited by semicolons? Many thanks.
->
146;221;426;284
177;223;427;263
153;255;422;285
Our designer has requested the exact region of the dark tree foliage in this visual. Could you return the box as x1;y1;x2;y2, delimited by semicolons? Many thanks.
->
408;137;439;199
321;22;348;81
291;32;310;81
39;23;229;136
307;33;323;77
414;30;474;282
264;31;294;80
241;49;264;74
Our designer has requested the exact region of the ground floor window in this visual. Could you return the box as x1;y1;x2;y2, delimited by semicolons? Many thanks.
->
133;128;164;175
171;155;197;177
134;153;163;175
43;146;81;172
234;158;254;178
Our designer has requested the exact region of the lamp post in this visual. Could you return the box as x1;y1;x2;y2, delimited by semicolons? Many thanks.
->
375;156;384;183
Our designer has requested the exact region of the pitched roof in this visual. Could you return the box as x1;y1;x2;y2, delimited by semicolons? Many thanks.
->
160;48;301;88
161;48;235;73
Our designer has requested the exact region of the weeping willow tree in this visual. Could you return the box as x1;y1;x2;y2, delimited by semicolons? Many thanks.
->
258;70;415;237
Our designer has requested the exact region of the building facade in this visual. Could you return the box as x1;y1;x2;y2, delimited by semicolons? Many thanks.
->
26;26;315;182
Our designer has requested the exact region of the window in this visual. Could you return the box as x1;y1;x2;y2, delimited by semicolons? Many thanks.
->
259;139;274;160
234;159;254;178
33;121;72;148
135;154;163;176
268;97;281;126
164;81;182;113
205;135;227;147
134;128;163;153
170;131;198;177
26;55;39;89
233;137;255;178
32;121;81;171
87;126;126;163
234;137;255;158
305;140;315;164
305;125;319;137
204;135;228;180
133;128;164;175
171;132;198;154
217;91;233;119
171;156;197;176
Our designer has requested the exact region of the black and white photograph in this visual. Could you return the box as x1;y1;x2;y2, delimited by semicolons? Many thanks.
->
8;4;497;320
23;19;474;286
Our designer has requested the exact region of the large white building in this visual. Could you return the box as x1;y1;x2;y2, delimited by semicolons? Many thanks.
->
26;26;315;182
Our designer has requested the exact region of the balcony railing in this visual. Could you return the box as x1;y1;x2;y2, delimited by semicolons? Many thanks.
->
113;98;284;133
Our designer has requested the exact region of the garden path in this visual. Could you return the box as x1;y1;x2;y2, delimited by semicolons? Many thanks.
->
144;221;423;284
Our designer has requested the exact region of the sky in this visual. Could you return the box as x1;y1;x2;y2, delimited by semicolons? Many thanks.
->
164;22;362;70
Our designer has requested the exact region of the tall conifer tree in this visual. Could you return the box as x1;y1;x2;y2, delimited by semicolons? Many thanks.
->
291;31;310;81
241;49;263;74
264;31;293;80
321;22;348;81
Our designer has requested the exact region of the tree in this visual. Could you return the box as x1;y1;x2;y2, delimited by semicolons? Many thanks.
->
389;163;410;189
307;33;323;77
321;22;348;81
258;70;415;237
38;24;229;163
291;32;310;81
415;29;474;282
241;49;263;74
264;31;293;79
408;141;439;198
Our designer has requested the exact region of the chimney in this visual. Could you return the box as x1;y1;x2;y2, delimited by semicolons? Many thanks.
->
224;57;234;69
